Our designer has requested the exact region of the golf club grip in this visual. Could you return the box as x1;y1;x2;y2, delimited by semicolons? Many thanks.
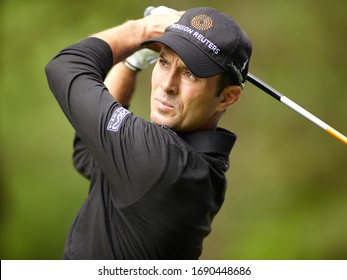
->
247;73;282;101
144;6;155;17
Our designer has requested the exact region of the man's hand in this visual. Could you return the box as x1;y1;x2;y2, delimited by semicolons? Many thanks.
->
141;9;183;47
144;6;178;16
123;6;180;72
92;7;183;65
123;48;158;72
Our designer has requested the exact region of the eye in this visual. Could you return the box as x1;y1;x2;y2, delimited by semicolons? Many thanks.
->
183;70;198;81
158;57;169;69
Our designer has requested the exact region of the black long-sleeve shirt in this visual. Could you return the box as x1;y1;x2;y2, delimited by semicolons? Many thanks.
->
45;37;237;259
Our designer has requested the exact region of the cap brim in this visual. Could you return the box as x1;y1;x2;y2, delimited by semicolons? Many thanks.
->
141;33;225;78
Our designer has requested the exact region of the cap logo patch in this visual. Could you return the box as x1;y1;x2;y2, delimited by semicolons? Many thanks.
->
191;15;213;30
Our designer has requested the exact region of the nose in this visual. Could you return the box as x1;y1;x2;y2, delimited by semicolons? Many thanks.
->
160;71;178;95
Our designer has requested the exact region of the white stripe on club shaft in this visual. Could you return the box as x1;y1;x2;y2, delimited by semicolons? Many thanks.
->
280;96;329;130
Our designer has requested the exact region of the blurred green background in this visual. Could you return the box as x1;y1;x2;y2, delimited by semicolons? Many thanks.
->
1;0;347;260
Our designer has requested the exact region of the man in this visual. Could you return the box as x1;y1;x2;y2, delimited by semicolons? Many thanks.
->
45;6;252;260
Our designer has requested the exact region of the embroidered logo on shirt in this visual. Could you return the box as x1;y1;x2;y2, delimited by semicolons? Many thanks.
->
107;107;130;132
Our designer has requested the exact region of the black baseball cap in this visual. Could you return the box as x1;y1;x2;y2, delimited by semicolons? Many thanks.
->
141;7;252;87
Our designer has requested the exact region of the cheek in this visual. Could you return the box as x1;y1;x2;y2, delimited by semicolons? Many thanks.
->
151;66;158;90
185;93;217;113
179;94;214;124
151;63;163;88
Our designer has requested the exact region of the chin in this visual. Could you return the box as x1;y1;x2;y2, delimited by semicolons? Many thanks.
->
152;119;171;128
150;114;167;126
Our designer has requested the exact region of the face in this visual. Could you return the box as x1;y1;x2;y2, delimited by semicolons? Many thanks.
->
150;47;233;133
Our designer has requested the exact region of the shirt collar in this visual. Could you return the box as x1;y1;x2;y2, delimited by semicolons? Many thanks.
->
179;128;237;156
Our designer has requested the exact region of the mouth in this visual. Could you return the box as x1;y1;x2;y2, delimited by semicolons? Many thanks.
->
155;98;175;109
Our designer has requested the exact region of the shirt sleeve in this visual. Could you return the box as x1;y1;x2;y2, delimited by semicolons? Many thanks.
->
72;133;96;180
45;37;170;207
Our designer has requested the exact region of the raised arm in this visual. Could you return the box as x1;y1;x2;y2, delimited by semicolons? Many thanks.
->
104;62;136;108
102;9;182;107
92;11;183;65
45;9;183;192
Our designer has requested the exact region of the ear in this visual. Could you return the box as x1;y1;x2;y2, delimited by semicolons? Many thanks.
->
216;85;241;112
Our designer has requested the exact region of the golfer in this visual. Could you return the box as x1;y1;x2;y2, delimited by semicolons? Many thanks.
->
45;6;252;259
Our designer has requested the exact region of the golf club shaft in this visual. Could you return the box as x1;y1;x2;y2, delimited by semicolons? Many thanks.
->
246;73;347;145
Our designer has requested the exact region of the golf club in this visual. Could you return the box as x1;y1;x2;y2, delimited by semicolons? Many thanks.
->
246;73;347;145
